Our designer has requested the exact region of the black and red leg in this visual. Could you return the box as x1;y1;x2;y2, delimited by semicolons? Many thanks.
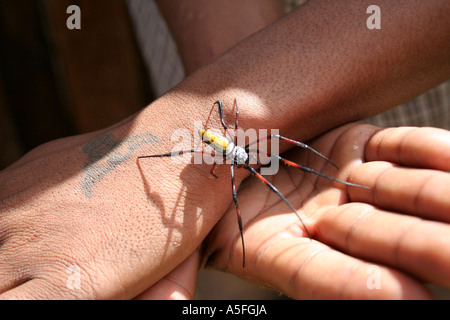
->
230;164;246;268
214;99;240;143
245;134;339;169
239;164;312;239
256;152;369;189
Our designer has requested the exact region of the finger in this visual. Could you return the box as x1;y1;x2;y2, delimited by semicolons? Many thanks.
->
316;202;450;287
0;270;30;296
0;236;38;296
134;249;200;300
210;214;431;299
365;127;450;171
236;234;430;299
0;276;87;300
0;279;50;300
348;161;450;222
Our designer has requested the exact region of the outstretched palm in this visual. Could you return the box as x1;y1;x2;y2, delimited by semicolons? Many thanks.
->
202;124;450;299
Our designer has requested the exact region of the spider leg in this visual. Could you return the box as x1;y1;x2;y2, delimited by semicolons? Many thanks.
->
214;100;235;142
209;163;218;178
230;164;246;268
240;164;312;239
137;149;213;159
233;98;239;131
262;152;369;189
214;100;228;130
138;149;221;179
245;134;339;169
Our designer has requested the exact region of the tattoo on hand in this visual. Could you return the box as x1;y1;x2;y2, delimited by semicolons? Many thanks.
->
81;133;159;198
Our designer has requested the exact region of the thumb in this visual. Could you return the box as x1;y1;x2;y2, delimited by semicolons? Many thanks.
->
134;248;200;300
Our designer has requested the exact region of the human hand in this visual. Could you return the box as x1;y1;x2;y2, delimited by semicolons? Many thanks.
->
202;124;450;299
0;108;235;299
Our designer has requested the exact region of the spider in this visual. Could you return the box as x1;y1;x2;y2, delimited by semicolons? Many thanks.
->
138;99;368;267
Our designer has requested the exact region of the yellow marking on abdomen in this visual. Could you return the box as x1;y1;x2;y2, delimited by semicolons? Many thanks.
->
198;129;229;152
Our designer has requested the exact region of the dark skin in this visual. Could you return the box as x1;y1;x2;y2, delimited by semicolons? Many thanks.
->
136;124;450;299
136;0;450;299
0;0;449;299
204;124;450;299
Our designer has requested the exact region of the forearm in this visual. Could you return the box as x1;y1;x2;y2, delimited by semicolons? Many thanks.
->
159;0;450;142
155;0;284;74
0;93;240;298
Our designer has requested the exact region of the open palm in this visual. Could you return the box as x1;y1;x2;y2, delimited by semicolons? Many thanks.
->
201;123;450;299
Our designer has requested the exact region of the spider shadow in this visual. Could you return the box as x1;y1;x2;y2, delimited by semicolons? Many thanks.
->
136;151;231;267
136;158;166;225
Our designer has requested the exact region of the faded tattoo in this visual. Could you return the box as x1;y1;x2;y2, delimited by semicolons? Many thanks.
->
81;133;159;198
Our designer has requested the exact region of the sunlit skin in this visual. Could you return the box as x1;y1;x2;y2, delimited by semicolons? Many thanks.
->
138;124;450;299
138;100;369;269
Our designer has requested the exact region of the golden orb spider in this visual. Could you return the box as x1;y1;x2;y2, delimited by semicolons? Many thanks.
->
138;100;368;267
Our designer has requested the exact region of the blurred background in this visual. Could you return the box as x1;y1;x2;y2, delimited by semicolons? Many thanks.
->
0;0;150;169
